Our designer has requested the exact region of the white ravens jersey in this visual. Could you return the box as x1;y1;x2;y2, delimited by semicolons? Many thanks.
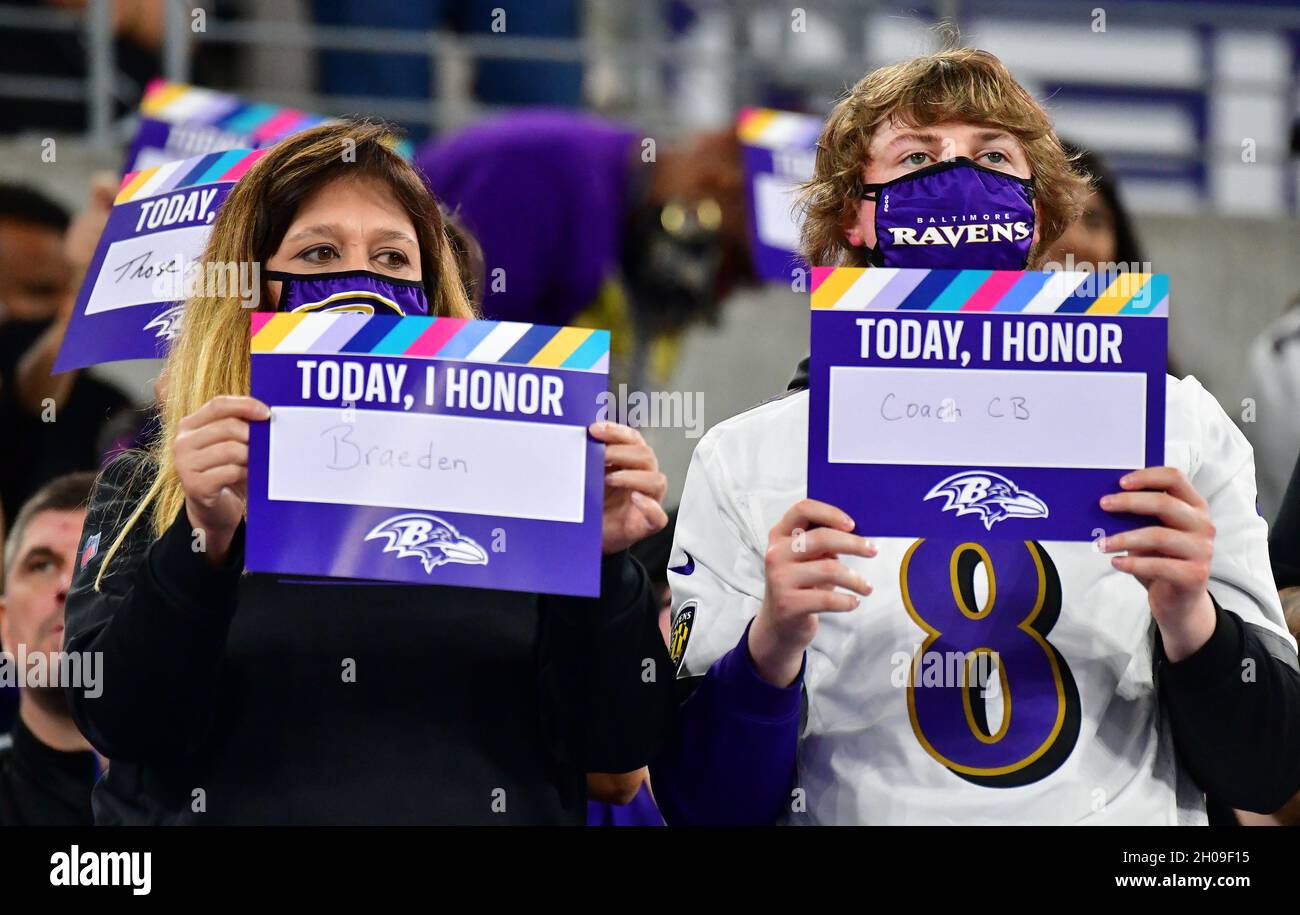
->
669;374;1291;825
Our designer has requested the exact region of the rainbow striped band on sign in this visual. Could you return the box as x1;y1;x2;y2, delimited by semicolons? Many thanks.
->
116;148;267;205
251;313;611;374
136;79;414;159
810;267;1168;317
736;107;823;149
139;80;331;143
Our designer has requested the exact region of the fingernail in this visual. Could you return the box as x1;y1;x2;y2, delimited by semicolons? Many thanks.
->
1100;495;1113;507
1120;474;1133;486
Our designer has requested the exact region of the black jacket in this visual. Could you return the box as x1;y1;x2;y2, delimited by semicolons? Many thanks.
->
64;453;675;824
0;718;98;826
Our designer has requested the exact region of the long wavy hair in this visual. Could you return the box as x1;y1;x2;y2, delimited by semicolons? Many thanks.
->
797;48;1090;269
95;120;476;588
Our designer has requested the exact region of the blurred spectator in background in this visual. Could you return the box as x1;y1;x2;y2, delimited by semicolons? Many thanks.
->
1267;453;1300;643
0;472;101;826
1242;294;1300;523
0;0;244;135
0;507;9;736
0;185;70;325
1237;115;1300;524
1049;142;1179;382
0;180;132;529
311;0;582;142
1048;143;1148;278
0;0;163;133
418;110;754;388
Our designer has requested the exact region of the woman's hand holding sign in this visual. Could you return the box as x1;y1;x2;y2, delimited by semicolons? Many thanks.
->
176;395;270;566
1101;466;1218;662
590;421;669;555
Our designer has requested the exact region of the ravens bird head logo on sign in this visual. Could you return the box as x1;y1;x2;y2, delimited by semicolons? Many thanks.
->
144;304;186;340
924;471;1048;530
365;513;489;573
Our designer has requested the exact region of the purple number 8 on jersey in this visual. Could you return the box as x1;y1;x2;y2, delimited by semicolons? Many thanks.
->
900;538;1081;788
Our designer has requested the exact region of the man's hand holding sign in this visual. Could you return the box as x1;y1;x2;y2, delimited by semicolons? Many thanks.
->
1100;467;1218;662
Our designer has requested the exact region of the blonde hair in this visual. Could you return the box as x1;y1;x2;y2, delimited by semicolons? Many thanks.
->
798;48;1089;268
95;120;476;588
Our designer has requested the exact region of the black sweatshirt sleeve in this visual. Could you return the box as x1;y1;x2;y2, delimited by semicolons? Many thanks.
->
63;454;244;764
536;551;677;773
1157;596;1300;813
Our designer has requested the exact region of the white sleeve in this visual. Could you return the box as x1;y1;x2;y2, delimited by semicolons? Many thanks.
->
1185;377;1295;651
667;430;768;679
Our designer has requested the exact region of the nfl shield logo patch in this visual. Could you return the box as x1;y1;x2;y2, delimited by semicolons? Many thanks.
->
80;532;100;570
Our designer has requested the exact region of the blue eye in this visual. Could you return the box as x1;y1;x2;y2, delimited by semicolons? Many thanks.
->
905;152;929;166
983;151;1007;164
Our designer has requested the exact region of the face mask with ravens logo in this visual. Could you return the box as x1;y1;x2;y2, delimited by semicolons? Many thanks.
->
860;158;1036;270
264;269;430;316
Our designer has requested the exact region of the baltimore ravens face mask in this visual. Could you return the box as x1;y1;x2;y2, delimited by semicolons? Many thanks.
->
860;158;1036;270
264;270;430;316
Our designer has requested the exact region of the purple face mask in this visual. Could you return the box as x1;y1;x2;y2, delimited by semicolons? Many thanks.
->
265;270;430;316
861;158;1035;270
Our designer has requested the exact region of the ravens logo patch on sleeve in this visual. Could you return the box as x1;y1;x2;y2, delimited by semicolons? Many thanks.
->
669;601;697;670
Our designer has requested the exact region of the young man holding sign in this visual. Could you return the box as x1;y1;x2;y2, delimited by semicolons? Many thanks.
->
655;49;1300;825
65;123;675;824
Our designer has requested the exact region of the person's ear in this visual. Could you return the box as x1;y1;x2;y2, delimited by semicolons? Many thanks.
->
843;199;874;250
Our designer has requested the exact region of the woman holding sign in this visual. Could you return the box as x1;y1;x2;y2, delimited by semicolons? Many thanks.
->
64;122;675;824
655;48;1300;825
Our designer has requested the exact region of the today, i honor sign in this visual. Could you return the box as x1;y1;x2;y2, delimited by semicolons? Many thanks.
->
806;267;1168;541
245;313;610;596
